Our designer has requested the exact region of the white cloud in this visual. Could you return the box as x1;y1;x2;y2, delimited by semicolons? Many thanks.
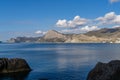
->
35;30;46;35
61;26;99;34
56;19;67;27
56;12;120;34
56;16;88;28
96;12;115;21
96;12;120;25
81;26;99;32
112;25;120;28
109;0;120;3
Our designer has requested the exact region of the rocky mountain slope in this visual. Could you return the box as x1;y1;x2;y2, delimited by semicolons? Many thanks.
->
85;27;120;43
37;30;67;42
7;27;120;43
85;27;120;38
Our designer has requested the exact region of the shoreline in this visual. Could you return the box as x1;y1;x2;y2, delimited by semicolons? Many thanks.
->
1;42;120;44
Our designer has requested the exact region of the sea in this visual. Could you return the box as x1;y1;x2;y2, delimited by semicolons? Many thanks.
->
0;43;120;80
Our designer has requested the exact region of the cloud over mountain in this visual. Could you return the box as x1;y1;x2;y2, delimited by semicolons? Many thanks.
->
61;26;99;33
35;30;46;35
56;11;120;34
81;26;99;32
56;16;88;28
96;12;120;25
56;15;100;33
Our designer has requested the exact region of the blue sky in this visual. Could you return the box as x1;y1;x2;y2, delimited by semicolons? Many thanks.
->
0;0;120;41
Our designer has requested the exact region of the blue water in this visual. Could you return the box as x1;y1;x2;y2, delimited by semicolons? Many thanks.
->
0;43;120;80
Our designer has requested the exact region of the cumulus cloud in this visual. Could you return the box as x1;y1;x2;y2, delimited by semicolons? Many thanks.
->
96;12;120;25
56;19;67;27
56;16;88;28
35;30;46;35
61;26;99;33
56;11;120;34
56;16;100;33
109;0;120;3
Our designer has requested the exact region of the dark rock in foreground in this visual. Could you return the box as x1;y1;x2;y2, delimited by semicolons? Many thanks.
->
87;60;120;80
0;58;31;73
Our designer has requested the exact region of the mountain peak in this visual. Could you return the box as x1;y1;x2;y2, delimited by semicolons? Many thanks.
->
46;30;59;34
44;30;66;39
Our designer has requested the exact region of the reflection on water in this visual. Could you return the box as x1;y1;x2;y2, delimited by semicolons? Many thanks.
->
0;71;30;80
0;43;120;80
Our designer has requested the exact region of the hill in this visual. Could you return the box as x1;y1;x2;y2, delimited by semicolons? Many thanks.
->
7;27;120;43
85;27;120;38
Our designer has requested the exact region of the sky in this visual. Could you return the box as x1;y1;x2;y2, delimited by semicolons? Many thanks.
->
0;0;120;41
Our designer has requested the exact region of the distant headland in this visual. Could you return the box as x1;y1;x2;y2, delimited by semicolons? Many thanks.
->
7;27;120;43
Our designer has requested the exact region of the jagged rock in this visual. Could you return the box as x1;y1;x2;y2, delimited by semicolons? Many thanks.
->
0;58;31;73
87;60;120;80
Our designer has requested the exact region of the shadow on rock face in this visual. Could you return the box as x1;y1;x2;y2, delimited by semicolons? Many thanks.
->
0;71;30;80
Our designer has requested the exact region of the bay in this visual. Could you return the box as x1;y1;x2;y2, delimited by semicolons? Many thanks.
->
0;43;120;80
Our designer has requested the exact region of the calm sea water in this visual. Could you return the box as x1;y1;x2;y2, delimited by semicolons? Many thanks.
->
0;43;120;80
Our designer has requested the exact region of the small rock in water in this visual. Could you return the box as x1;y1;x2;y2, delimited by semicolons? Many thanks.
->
87;60;120;80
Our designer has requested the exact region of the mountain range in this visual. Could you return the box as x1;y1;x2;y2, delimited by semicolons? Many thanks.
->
7;27;120;43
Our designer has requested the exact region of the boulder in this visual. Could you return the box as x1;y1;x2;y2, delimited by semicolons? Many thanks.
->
87;60;120;80
0;58;31;73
